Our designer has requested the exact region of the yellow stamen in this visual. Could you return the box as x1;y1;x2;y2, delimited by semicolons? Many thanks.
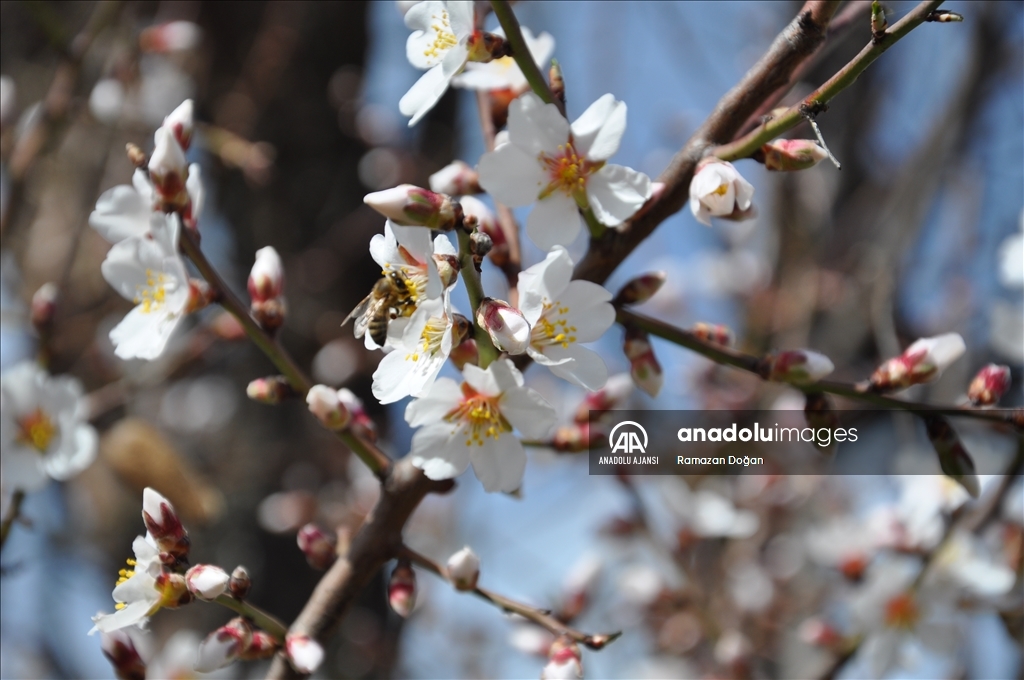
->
424;11;458;59
445;383;511;447
16;408;58;454
537;143;603;205
531;301;577;349
133;269;170;314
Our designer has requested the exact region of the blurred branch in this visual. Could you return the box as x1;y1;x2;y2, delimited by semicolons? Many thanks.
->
214;593;289;642
490;0;564;116
0;490;26;553
399;544;621;651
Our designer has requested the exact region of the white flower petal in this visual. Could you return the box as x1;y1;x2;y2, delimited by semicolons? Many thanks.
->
500;386;556;440
517;246;573;323
571;94;627;162
469;434;525;493
508;92;569;156
410;424;471;480
526;195;583;251
109;306;184;360
405;378;462;427
462;362;502;396
587;164;652;226
90;185;152;243
558;281;615;341
404;1;451;69
1;449;48;492
477;143;548;207
45;424;98;481
545;344;609;391
447;0;475;37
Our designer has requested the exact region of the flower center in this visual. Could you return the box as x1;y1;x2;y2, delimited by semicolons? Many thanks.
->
711;182;729;197
531;301;577;349
445;383;511;446
406;316;448;363
883;592;919;629
538;143;603;205
16;408;58;454
134;269;171;314
424;10;458;59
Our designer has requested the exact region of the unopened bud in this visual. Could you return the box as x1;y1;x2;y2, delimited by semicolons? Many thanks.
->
449;338;479;370
297;523;337;570
251;298;287;332
30;282;58;332
142;487;190;558
446;546;480;591
871;1;888;39
761;139;827;171
154;572;191;608
248;246;284;303
125;143;147;168
185;564;230;600
285;634;324;675
148;127;189;210
240;630;279;660
553;423;592;453
926;9;963;22
337;388;377;442
465;30;511;63
689;158;755;226
549;59;566;107
429;160;481;196
925;416;980;498
470;230;493;262
623;326;663;397
139;21;201;53
462;195;508;266
100;630;146;680
196;617;252;672
798;617;842;647
186;278;215;313
762;349;834;384
247;375;294;405
613;271;665;306
306;385;351;431
870;333;965;392
691;322;733;347
388;560;417;617
575;374;634;422
433;252;461;289
364;185;457;231
967;364;1011;407
476;298;531;355
542;636;583;680
163;99;195;151
229;566;251;599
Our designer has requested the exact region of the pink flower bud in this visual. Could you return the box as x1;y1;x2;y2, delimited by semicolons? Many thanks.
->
142;487;190;558
925;416;980;498
240;630;279;660
449;338;479;370
542;636;583;680
429;160;481;196
476;298;530;355
30;282;58;331
185;278;214;313
139;21;201;53
575;374;634;423
246;376;293;405
154;572;192;608
306;385;351;431
613;271;666;306
388;561;417;618
967;364;1011;406
163;99;194;151
432;253;462;290
764;349;834;384
285;634;324;675
148;127;188;209
689;159;755;226
196;618;252;672
871;333;966;391
229;565;251;599
623;327;663;397
100;630;146;680
691;322;733;347
363;185;457;231
297;523;337;570
185;564;230;600
337;388;378;442
248;246;284;303
761;139;827;171
446;547;480;591
798;617;842;647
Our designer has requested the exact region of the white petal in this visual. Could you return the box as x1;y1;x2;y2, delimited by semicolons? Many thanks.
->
545;344;609;391
390;221;433;262
110;307;183;360
405;378;462;426
477;143;548;207
463;362;502;396
186;163;204;220
571;94;627;162
558;281;615;341
405;1;450;69
487;357;526;391
690;196;713;226
90;185;151;243
469;434;525;493
526;195;583;251
447;0;475;37
587;164;652;226
432;232;457;256
44;424;97;481
500;386;556;440
400;64;453;127
517;245;573;322
734;172;755;211
409;424;471;480
92;600;153;633
1;449;48;492
369;226;400;269
507;92;569;156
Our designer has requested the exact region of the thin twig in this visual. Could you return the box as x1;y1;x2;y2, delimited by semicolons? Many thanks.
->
457;229;500;368
490;1;564;115
0;490;27;552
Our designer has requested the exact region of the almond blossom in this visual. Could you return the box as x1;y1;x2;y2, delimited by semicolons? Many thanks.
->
518;246;615;390
91;535;186;633
405;359;557;493
0;361;97;492
452;26;554;93
688;159;754;226
478;92;653;251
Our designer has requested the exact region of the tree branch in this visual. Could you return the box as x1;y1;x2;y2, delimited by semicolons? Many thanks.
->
490;1;563;115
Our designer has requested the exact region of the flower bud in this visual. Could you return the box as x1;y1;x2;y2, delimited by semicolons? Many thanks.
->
870;333;966;392
185;564;230;600
388;560;417;618
429;160;481;196
470;230;493;261
449;338;479;370
462;195;508;267
229;565;251;599
30;282;59;332
549;59;566;107
542;636;583;680
926;9;964;22
210;311;246;341
623;326;663;397
763;349;834;384
285;634;324;675
433;252;461;289
142;487;190;559
925;416;980;498
691;322;733;347
575;374;634;423
100;630;146;680
196;617;252;672
871;1;888;38
465;30;511;63
241;630;279;660
185;278;214;313
446;547;480;591
689;159;755;226
154;572;192;608
363;185;457;231
163;99;195;151
967;364;1011;407
761;139;827;171
248;246;284;303
148;127;189;210
306;385;351;431
337;388;378;442
613;271;666;306
247;375;293;405
139;21;201;53
297;523;337;570
798;617;842;648
476;298;531;355
553;423;592;453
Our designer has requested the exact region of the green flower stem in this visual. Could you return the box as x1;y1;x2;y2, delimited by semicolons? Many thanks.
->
214;593;289;643
582;207;606;239
617;307;1021;425
714;0;945;161
179;228;391;478
457;229;499;368
490;1;565;116
0;490;26;552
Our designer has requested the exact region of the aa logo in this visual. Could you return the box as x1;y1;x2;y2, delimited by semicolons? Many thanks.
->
609;421;648;454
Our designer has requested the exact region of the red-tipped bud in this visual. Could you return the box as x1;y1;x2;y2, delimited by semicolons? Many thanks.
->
139;21;201;54
967;364;1011;406
306;385;351;431
870;333;966;392
297;523;337;571
429;160;481;196
229;565;251;599
148;127;189;210
613;272;666;306
388;560;417;618
623;326;663;397
449;338;479;370
925;416;980;498
196;617;252;672
142;487;190;558
30;282;58;332
763;349;834;384
246;376;294;405
575;374;634;423
285;634;324;675
462;196;508;267
446;547;480;591
163;99;195;151
186;278;215;313
248;246;284;303
185;564;230;600
363;185;458;231
798;617;843;648
241;630;279;660
337;388;378;442
542;636;583;680
691;322;733;347
761;139;827;171
465;30;511;63
476;298;531;355
100;630;146;680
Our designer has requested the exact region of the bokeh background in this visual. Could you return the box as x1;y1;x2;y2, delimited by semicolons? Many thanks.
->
0;1;1021;678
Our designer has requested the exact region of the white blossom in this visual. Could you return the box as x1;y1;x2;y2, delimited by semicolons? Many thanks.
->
453;26;554;92
689;160;755;226
400;1;476;126
446;546;480;590
91;536;173;633
476;297;531;355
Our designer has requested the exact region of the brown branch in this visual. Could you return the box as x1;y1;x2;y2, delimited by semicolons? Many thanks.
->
0;490;27;552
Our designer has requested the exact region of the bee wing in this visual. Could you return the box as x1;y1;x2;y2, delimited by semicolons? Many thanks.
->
343;294;374;337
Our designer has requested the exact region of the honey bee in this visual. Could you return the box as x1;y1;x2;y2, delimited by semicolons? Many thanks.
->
344;270;419;346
